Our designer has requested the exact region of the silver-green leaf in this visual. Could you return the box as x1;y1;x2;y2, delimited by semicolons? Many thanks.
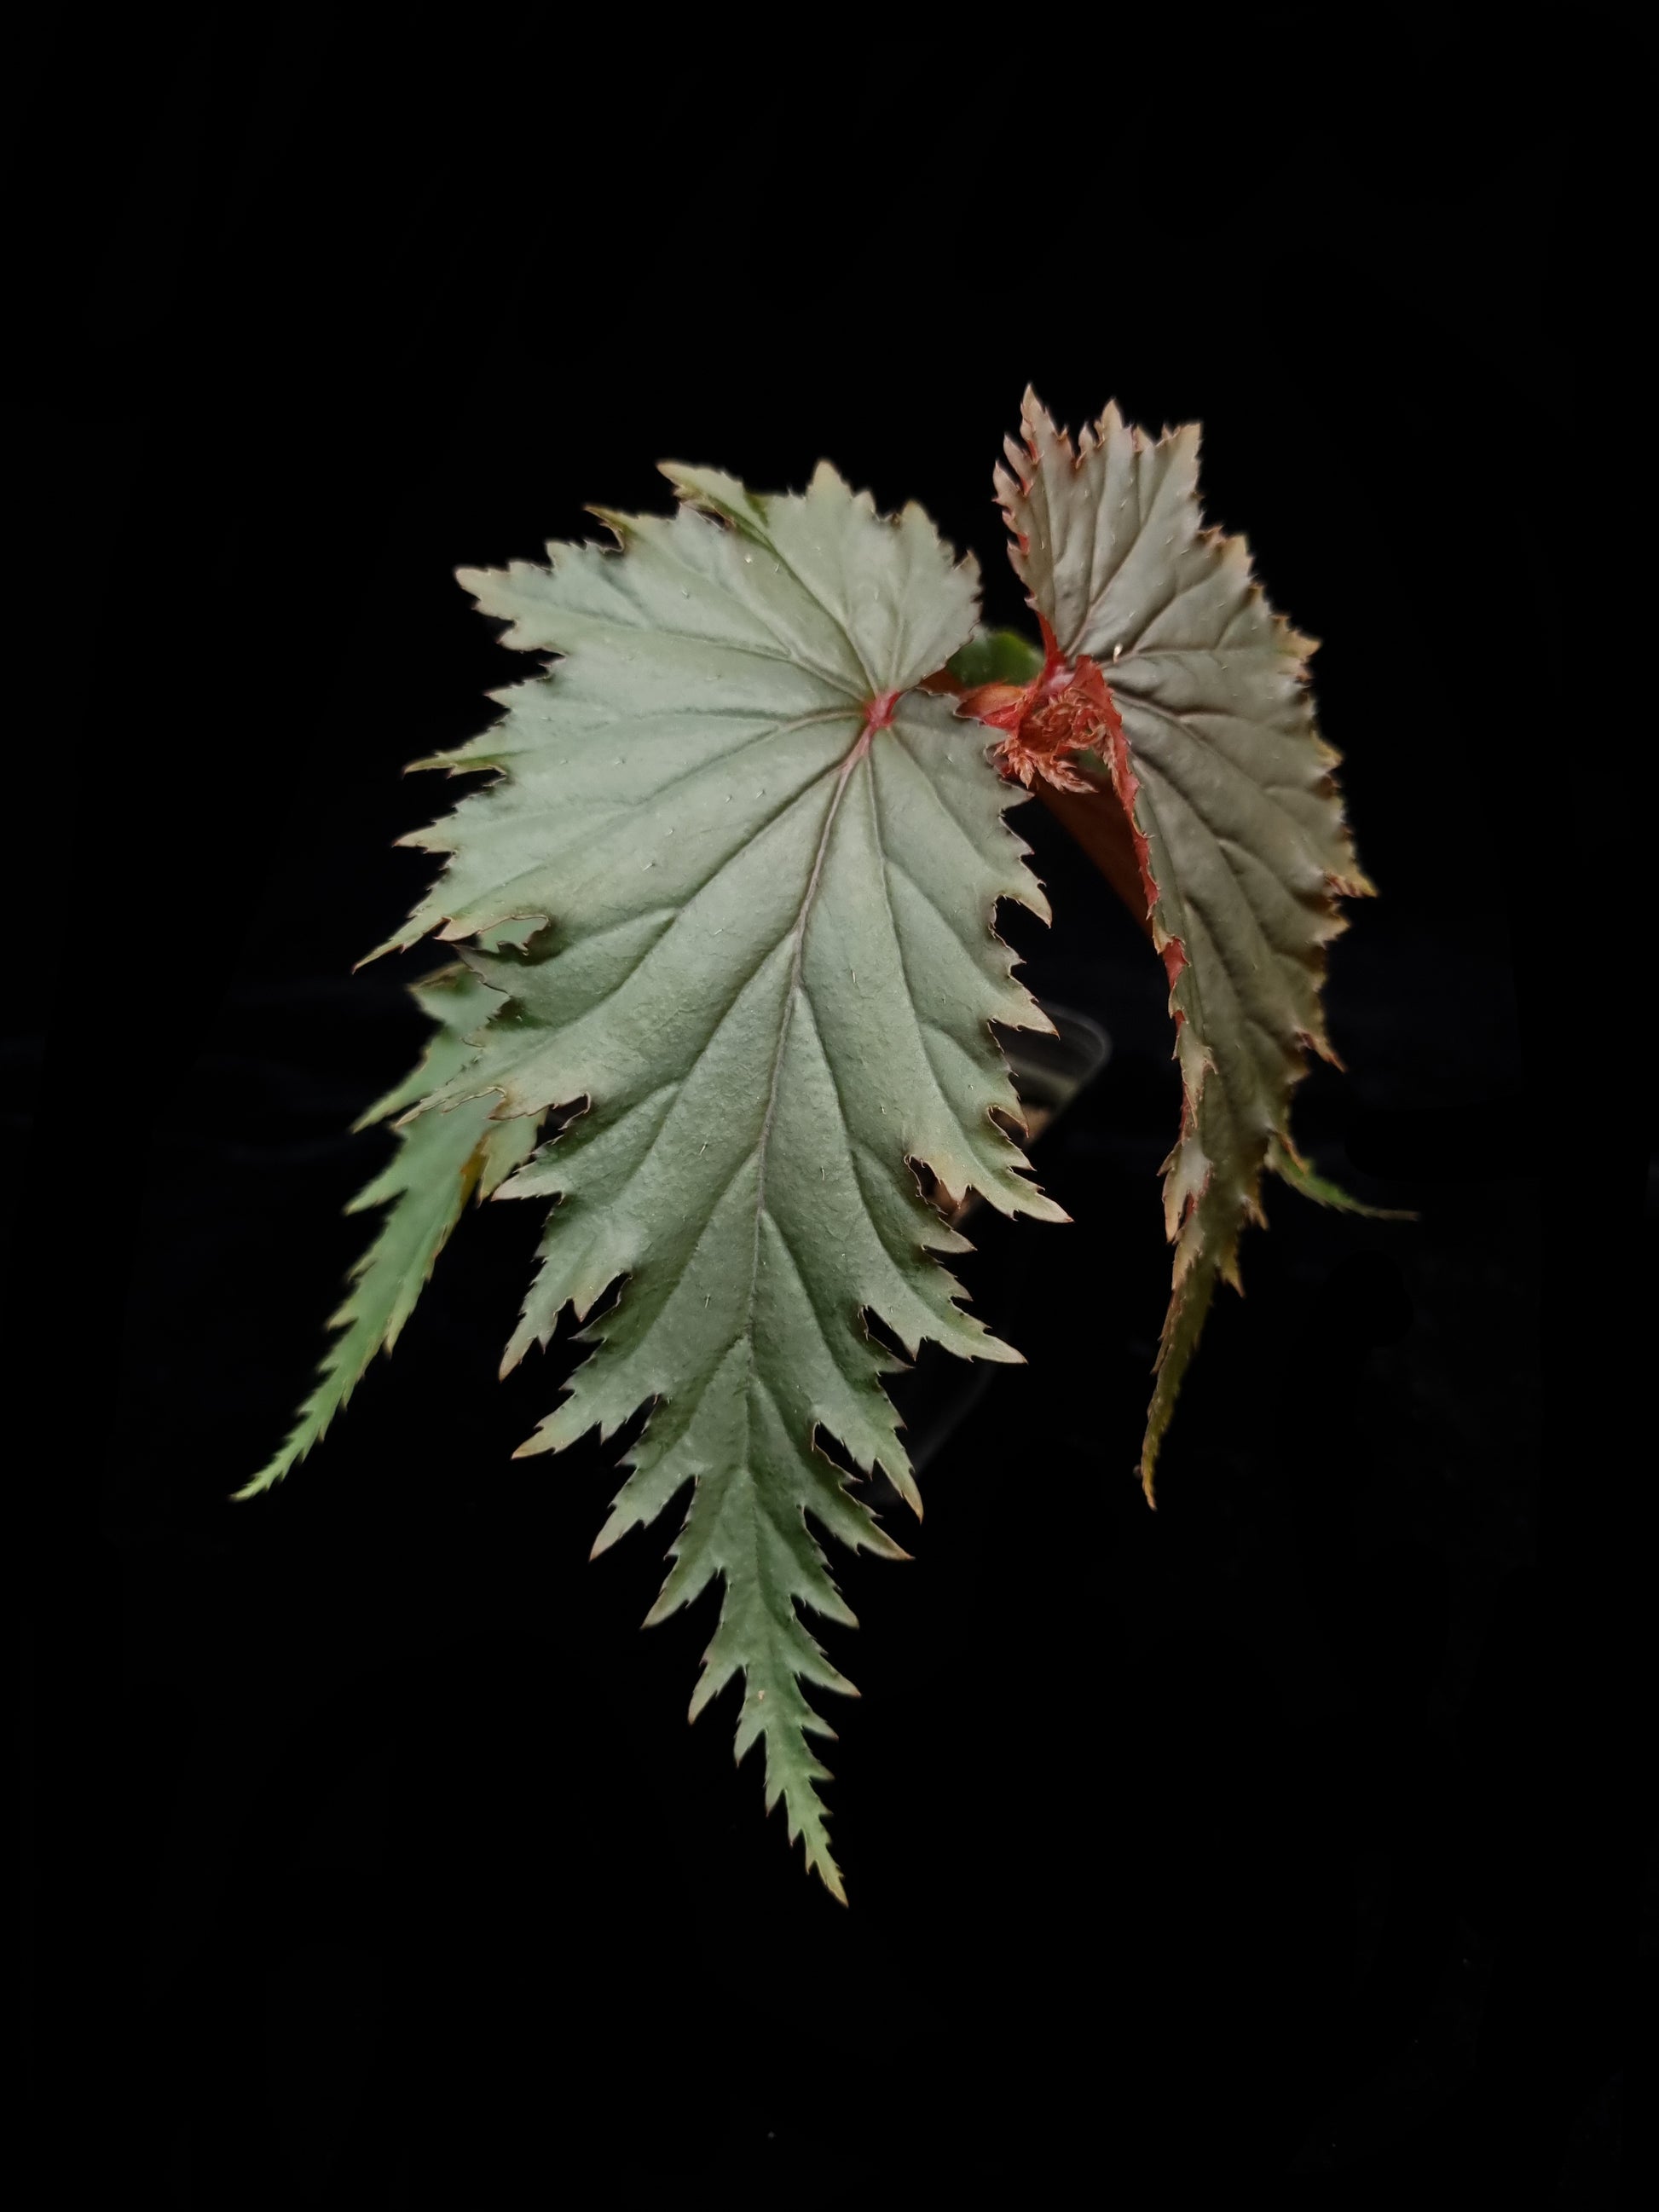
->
386;462;1065;1897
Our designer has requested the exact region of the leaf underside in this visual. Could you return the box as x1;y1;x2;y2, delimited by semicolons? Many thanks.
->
341;462;1063;1897
996;389;1375;1501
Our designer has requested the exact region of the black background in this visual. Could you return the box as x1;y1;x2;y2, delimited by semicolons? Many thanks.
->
16;14;1653;2203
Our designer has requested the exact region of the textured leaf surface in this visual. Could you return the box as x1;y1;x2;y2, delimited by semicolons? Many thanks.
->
233;966;538;1501
386;464;1062;1895
995;390;1373;1500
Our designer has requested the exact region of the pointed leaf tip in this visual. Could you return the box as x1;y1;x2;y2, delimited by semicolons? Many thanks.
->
235;971;542;1504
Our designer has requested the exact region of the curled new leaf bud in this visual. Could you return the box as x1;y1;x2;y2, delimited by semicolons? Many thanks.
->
955;616;1124;794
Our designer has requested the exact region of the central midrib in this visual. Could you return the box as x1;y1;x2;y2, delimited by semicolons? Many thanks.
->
734;717;877;1459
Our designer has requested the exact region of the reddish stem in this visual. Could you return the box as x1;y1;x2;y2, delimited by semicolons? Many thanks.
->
925;655;1157;948
1036;773;1157;946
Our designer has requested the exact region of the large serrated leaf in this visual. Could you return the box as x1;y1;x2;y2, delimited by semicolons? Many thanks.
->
994;390;1373;1503
233;964;540;1501
384;461;1064;1897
